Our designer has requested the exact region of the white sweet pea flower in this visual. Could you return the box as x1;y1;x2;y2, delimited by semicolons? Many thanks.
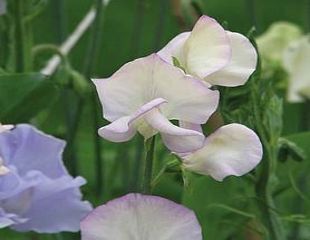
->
256;22;310;102
282;35;310;102
179;124;263;181
158;15;257;87
93;54;219;153
81;193;202;240
256;22;302;63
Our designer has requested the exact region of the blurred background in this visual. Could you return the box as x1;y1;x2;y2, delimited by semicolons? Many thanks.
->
1;0;309;239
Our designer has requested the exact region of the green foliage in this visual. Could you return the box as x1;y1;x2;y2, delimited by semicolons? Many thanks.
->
0;72;59;123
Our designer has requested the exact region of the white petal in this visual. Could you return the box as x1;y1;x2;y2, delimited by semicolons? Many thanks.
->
256;22;303;62
93;54;219;124
144;109;204;153
81;193;202;240
183;15;231;79
151;55;219;124
157;32;191;65
98;116;137;142
283;35;310;102
179;121;203;133
182;124;263;181
98;98;166;142
204;31;257;86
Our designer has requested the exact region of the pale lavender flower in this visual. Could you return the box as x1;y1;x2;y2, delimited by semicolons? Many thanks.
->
0;124;92;233
178;124;263;181
93;54;219;153
81;193;202;240
158;15;257;87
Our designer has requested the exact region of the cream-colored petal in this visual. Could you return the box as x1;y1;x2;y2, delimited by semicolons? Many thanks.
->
182;124;262;181
183;15;231;79
283;35;310;102
204;31;257;87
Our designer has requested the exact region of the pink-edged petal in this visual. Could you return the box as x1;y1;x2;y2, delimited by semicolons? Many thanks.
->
157;32;191;65
204;31;257;87
182;124;263;181
93;54;219;124
183;15;231;79
81;193;202;240
98;116;136;142
144;109;204;153
98;98;167;142
151;55;219;124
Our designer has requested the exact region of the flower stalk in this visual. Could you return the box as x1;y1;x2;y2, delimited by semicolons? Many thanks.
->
12;0;27;72
142;136;156;194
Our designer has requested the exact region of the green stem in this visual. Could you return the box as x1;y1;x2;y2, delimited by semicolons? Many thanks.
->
142;136;156;194
255;146;284;240
83;0;105;198
13;0;26;72
251;88;285;239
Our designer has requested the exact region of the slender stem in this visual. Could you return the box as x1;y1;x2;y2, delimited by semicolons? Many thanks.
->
246;0;259;33
142;136;156;194
255;145;284;240
251;86;285;239
40;6;97;75
13;0;26;72
83;0;105;198
153;0;168;50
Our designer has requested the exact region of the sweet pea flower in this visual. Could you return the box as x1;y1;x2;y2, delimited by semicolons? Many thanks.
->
0;124;92;232
93;54;219;153
257;22;310;102
178;124;263;181
256;22;302;63
81;193;202;240
158;15;257;87
282;35;310;102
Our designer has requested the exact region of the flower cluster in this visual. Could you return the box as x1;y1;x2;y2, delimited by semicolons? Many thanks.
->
0;124;92;232
81;15;263;239
257;22;310;102
93;15;262;181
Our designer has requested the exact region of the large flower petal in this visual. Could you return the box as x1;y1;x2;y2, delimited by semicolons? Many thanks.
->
283;35;310;102
182;124;262;181
144;109;204;152
81;193;202;240
0;125;67;178
183;15;231;79
204;31;257;86
94;54;219;124
157;32;191;64
10;174;92;233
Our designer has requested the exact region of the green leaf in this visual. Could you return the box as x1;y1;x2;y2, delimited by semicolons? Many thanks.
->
0;72;59;123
